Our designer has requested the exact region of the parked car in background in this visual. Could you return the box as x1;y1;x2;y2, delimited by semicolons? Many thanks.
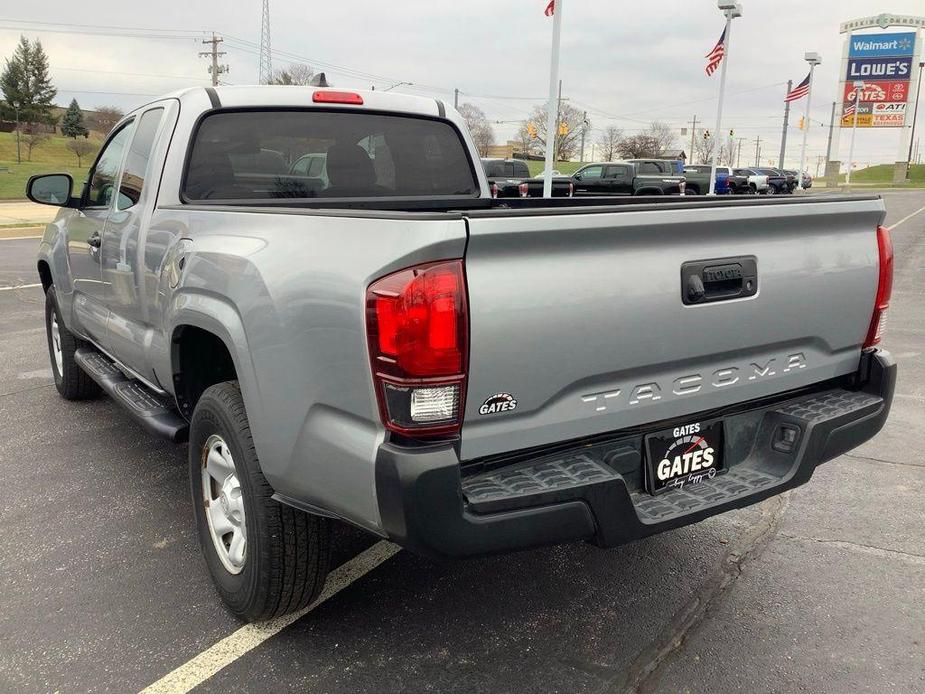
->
732;168;771;194
754;168;790;195
571;161;684;195
783;169;812;189
626;159;700;191
290;152;329;187
482;158;573;198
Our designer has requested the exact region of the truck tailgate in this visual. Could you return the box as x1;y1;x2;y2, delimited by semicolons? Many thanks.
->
460;198;885;461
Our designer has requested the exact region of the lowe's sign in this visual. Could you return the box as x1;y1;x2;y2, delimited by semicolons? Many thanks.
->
848;32;915;57
846;57;913;80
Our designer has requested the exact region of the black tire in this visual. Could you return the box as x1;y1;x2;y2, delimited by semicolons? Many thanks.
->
190;381;331;622
685;185;700;195
45;286;101;400
748;183;757;195
765;184;776;195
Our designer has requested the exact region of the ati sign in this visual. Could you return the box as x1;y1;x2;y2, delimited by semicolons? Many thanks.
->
843;80;909;103
848;31;916;58
873;102;906;114
846;57;913;81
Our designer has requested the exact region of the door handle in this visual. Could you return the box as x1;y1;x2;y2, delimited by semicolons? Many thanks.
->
87;232;102;249
681;256;757;305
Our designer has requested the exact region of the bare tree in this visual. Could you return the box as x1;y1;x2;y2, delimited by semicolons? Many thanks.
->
596;126;623;162
21;125;49;160
66;138;96;166
457;103;495;156
514;121;537;157
646;121;677;157
91;106;123;134
270;63;315;85
693;130;716;164
616;133;659;159
522;102;590;161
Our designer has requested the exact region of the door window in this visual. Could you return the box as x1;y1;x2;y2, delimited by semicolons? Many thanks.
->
604;165;629;179
577;165;603;180
637;162;661;174
117;108;164;210
86;123;133;208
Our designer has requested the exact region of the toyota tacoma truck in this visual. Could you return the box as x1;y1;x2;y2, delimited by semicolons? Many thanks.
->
570;161;685;195
481;158;574;198
29;87;895;622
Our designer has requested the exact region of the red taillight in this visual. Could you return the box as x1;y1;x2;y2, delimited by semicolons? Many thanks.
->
518;182;529;198
864;224;893;348
490;182;499;198
313;90;364;105
366;260;468;437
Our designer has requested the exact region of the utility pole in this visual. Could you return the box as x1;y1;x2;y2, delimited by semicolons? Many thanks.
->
542;0;563;197
199;34;227;87
779;79;792;169
454;88;459;109
824;101;836;163
689;115;698;165
754;136;761;167
258;0;272;84
736;136;746;167
579;110;587;163
906;61;924;177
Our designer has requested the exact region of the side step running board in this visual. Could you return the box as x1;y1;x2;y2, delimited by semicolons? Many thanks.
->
74;347;189;443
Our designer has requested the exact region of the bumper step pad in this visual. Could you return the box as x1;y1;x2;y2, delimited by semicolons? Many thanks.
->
74;347;189;442
461;386;886;525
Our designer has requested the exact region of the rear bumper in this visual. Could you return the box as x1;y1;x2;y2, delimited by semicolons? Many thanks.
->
375;350;895;559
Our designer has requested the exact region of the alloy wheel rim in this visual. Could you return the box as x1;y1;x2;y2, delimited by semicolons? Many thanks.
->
50;314;63;375
201;434;247;574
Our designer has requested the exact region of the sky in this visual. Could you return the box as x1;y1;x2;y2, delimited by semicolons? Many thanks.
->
1;1;923;172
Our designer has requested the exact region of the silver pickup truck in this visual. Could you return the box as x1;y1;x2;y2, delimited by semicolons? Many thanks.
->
29;87;896;622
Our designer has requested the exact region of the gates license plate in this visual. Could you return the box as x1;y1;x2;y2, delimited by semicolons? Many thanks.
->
644;420;724;495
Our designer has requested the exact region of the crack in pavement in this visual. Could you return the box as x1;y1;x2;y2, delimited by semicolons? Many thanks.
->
778;533;925;566
843;452;923;470
605;494;790;694
0;383;54;399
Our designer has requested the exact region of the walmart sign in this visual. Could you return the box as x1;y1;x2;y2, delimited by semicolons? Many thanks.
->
848;32;915;57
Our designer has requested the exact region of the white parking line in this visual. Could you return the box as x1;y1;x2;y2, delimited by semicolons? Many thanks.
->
887;203;925;231
0;283;41;292
140;540;401;694
0;235;41;241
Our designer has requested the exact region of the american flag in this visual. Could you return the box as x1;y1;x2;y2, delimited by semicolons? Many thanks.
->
844;102;857;117
544;0;555;16
784;72;811;102
705;28;726;76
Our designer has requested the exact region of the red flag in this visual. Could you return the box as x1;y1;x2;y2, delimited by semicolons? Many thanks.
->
544;0;555;16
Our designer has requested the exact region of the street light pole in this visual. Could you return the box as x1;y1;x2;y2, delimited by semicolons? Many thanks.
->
797;52;821;191
846;81;863;185
542;0;564;198
708;1;743;196
906;61;924;177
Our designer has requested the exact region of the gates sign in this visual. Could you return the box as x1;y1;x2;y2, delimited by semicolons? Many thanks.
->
843;80;909;103
847;32;916;57
846;57;913;80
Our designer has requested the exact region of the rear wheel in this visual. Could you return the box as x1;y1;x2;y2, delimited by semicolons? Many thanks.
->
44;286;101;400
190;381;331;621
765;184;776;195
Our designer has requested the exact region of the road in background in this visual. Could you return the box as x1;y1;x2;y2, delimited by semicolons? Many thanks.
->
0;191;923;693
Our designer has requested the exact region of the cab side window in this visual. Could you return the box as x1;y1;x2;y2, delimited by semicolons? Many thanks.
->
578;165;603;180
86;123;133;208
118;108;164;210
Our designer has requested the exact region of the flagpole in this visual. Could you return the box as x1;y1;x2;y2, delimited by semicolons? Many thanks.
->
708;3;741;196
846;81;863;185
797;53;821;191
543;0;563;198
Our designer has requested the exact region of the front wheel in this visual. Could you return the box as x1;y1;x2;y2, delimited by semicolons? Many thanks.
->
765;185;776;195
45;286;101;400
190;381;331;621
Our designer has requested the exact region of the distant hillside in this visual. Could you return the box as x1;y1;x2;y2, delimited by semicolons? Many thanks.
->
839;163;925;184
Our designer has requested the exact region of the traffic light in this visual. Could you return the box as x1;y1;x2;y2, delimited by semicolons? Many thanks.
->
527;122;538;139
798;116;805;130
703;130;711;139
558;122;569;135
729;129;734;138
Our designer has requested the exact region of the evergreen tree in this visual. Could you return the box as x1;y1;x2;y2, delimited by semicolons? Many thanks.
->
61;98;88;138
0;36;57;126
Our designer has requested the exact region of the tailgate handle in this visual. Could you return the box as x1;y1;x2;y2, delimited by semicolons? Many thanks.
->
682;256;757;305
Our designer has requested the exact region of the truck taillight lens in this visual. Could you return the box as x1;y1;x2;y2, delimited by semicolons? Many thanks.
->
864;225;893;348
518;182;529;198
366;260;468;437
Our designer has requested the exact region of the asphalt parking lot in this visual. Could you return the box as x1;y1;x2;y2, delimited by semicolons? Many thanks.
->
1;191;923;694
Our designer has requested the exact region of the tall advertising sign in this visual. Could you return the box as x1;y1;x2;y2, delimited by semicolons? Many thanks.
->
827;14;925;184
841;32;916;127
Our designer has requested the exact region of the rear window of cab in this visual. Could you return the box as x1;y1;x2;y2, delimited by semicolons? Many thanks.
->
183;109;480;201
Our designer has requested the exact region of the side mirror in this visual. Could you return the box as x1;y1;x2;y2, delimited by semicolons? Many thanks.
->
26;173;76;207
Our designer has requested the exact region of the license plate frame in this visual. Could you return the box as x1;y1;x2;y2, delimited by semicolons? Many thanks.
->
644;419;725;495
